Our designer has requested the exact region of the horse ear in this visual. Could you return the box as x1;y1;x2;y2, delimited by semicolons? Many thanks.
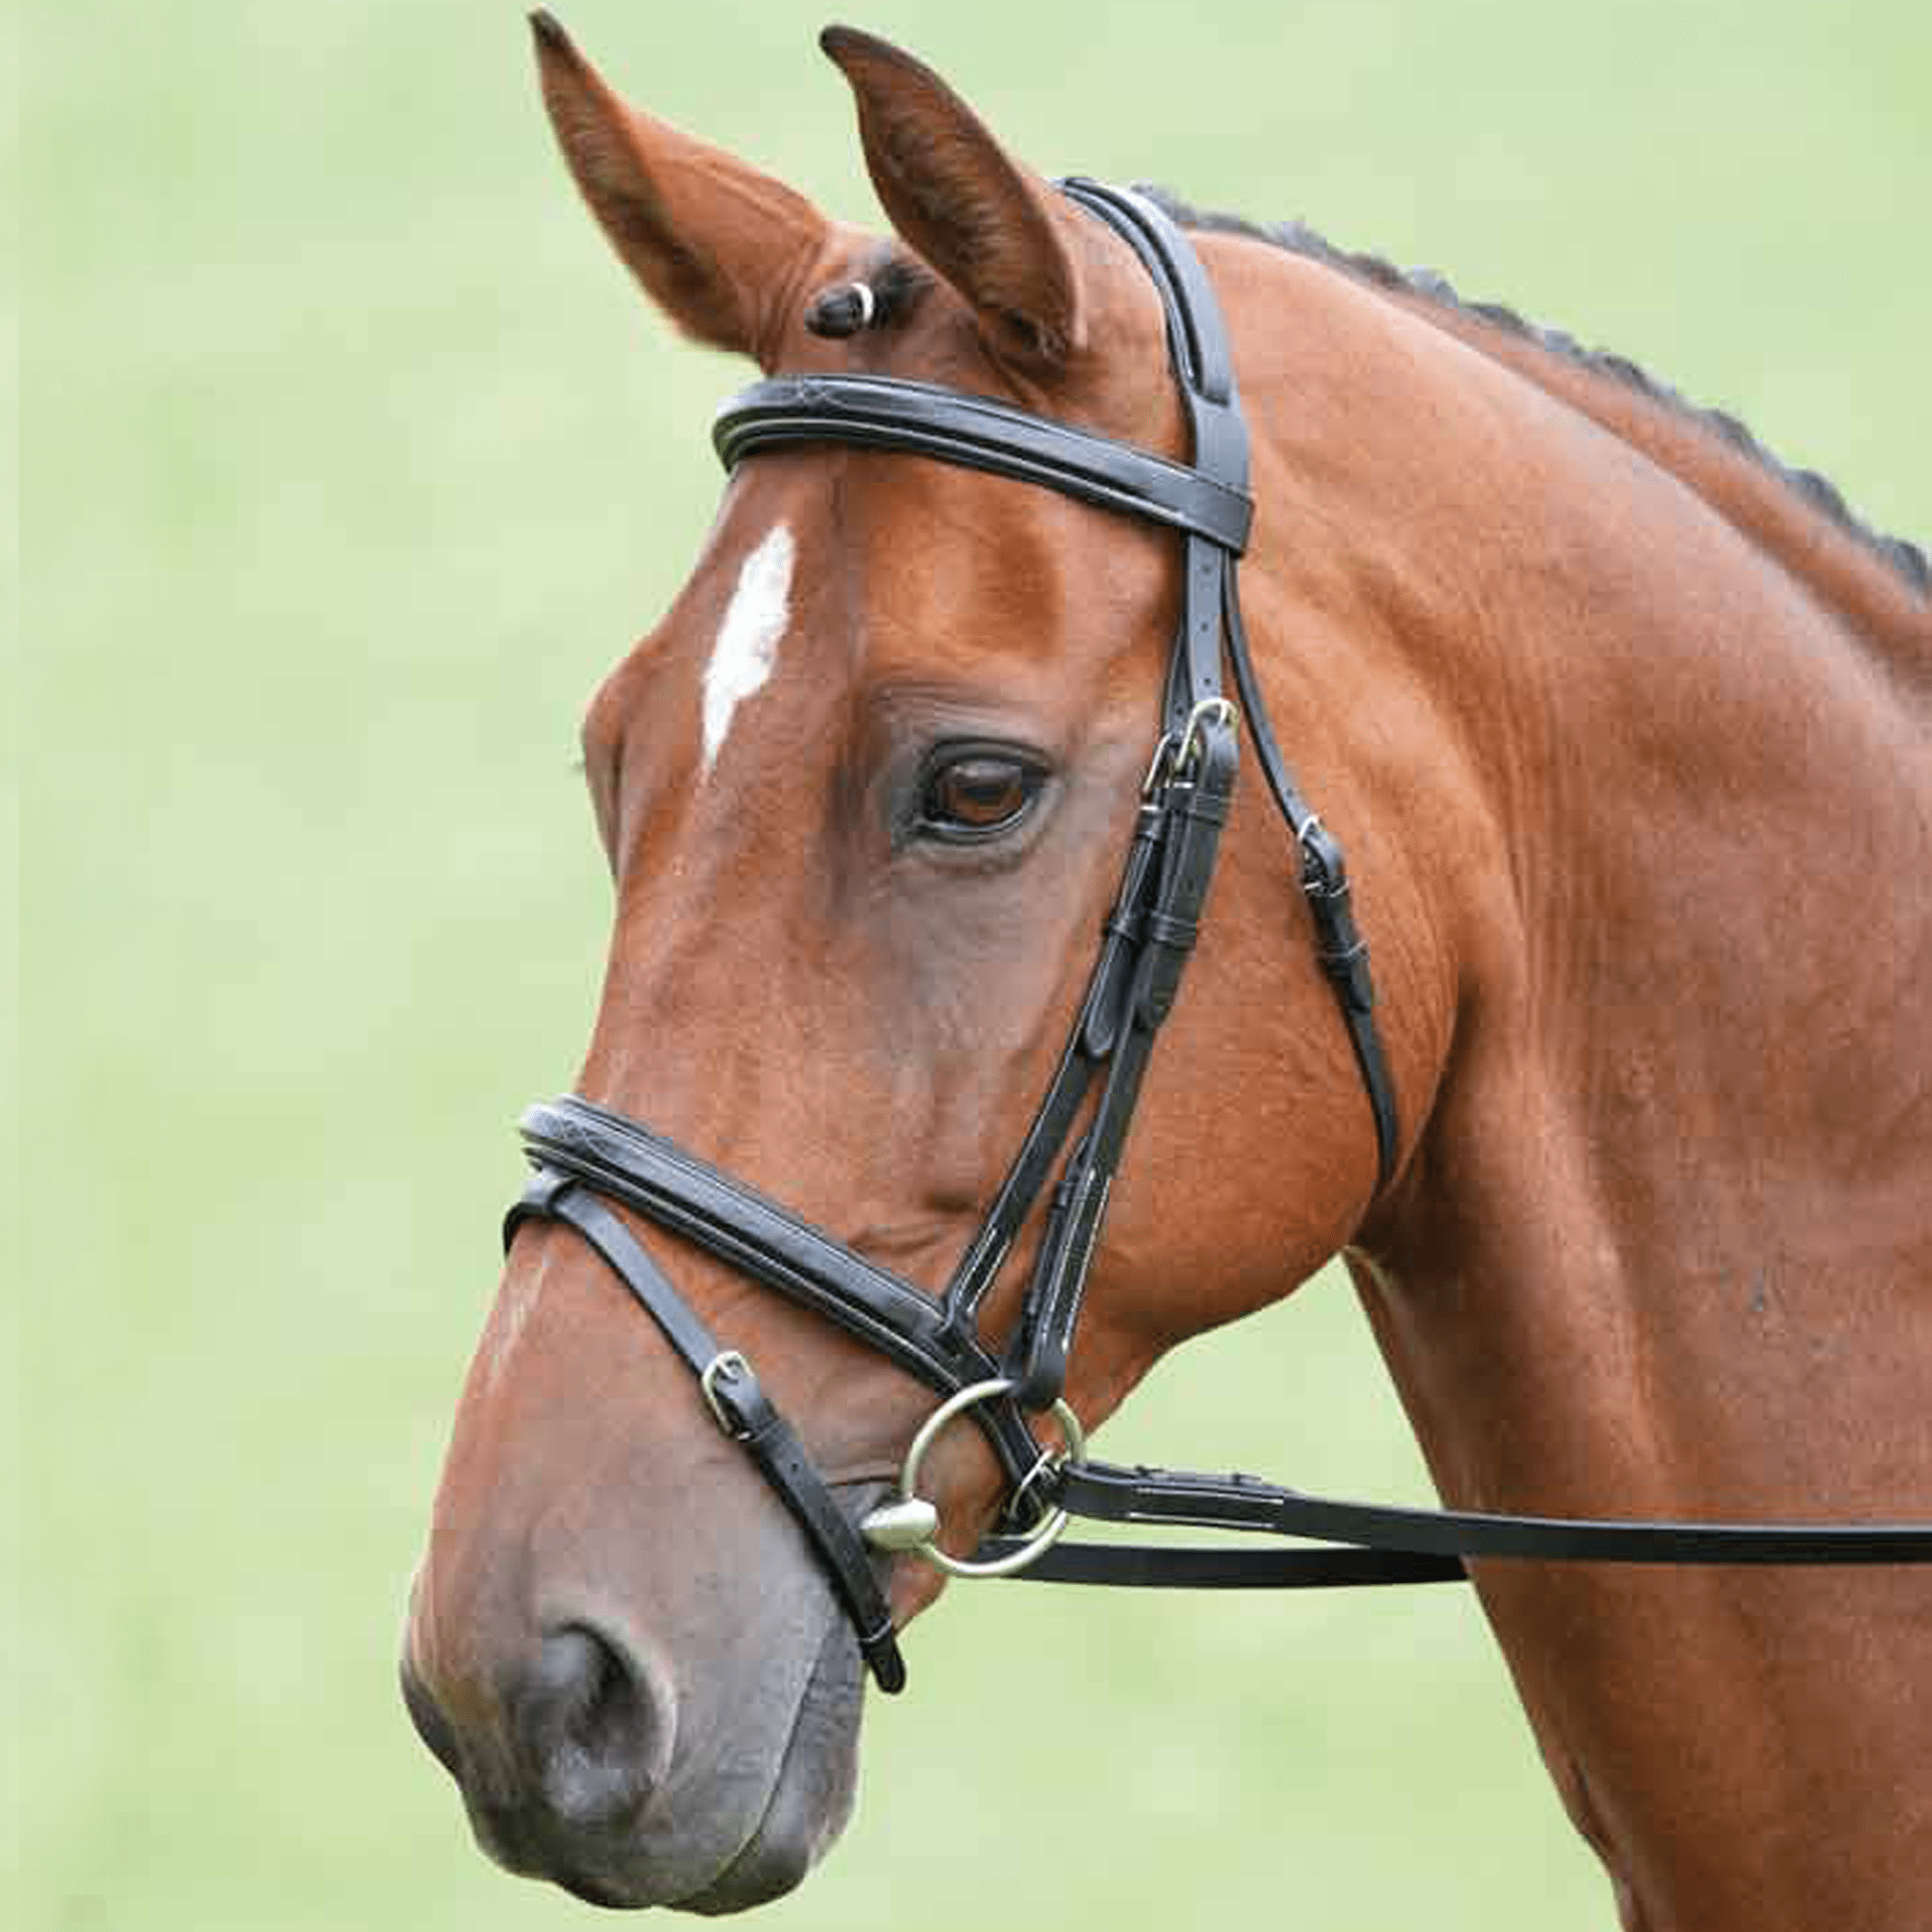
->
531;12;829;366
818;25;1086;368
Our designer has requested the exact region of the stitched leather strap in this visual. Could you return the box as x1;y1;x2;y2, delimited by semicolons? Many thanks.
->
983;1540;1467;1588
714;374;1253;555
1221;574;1401;1189
1006;727;1239;1410
517;1098;1046;1491
1016;1458;1932;1570
505;1174;908;1693
938;807;1163;1332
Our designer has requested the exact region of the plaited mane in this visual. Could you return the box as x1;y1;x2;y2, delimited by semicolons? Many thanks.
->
1148;190;1928;599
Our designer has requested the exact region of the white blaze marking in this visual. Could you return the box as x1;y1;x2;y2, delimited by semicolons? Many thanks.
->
702;523;794;775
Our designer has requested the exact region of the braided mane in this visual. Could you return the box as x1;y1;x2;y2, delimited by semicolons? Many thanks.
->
1151;191;1929;599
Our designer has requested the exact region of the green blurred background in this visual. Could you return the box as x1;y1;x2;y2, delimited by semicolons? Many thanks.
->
23;2;1925;1926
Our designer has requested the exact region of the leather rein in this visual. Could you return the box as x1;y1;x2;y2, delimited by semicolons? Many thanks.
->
505;181;1932;1696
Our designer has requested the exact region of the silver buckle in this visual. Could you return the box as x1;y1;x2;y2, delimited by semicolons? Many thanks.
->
700;1350;755;1440
1174;695;1238;774
1141;696;1240;801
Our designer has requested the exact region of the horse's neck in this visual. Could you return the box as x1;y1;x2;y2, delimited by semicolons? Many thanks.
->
1332;291;1932;1514
1390;287;1932;668
1289;268;1932;1927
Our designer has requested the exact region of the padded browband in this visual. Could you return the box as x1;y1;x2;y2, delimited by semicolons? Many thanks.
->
713;373;1254;555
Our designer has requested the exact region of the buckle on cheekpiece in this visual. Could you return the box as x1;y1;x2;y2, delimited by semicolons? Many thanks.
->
699;1350;758;1439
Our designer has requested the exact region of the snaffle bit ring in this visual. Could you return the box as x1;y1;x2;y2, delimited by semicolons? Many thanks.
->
860;1377;1087;1579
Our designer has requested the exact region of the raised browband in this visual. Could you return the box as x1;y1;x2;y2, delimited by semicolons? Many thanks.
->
713;373;1254;555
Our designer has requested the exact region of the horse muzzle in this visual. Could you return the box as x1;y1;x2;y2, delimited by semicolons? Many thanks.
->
401;1579;865;1911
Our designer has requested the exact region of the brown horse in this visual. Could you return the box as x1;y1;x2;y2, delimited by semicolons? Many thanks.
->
402;18;1932;1926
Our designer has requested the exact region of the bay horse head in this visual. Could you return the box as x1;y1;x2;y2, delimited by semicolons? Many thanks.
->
402;18;1419;1907
406;15;1932;1924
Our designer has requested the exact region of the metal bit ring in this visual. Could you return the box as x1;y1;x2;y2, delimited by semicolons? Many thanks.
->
861;1378;1086;1579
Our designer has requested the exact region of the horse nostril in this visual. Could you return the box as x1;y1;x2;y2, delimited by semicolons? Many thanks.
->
513;1624;670;1835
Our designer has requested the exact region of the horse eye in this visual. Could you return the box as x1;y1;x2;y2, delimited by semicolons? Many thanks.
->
919;753;1044;840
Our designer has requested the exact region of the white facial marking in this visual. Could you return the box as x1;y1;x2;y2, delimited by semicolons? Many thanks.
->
702;523;794;775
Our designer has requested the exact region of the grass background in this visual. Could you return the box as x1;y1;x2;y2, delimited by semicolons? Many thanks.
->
21;2;1926;1927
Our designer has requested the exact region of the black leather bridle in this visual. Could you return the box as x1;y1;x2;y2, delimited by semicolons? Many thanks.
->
506;181;1932;1697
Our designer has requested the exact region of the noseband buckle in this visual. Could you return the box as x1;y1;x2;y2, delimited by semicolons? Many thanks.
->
700;1350;757;1440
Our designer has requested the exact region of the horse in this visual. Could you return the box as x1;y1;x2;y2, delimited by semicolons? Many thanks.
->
401;17;1932;1926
